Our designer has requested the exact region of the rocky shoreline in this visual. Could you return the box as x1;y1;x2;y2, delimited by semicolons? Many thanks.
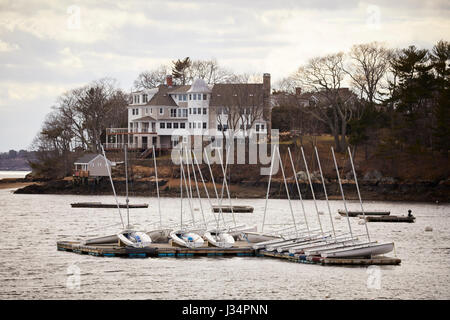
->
10;176;450;203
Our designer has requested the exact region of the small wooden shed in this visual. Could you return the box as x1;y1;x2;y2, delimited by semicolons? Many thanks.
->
73;154;114;177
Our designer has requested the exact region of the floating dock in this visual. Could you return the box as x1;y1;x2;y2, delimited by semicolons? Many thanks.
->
57;241;401;265
57;240;254;258
212;205;254;213
71;202;148;209
338;210;390;217
258;250;401;266
363;215;415;223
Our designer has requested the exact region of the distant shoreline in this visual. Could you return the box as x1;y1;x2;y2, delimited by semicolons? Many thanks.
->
11;177;450;203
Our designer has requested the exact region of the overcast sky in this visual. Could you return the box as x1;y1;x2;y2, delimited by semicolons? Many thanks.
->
0;0;449;152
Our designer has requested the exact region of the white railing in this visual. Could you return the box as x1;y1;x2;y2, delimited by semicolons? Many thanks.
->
106;128;129;134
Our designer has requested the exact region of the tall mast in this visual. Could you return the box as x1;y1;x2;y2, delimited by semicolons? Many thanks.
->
124;144;130;228
217;146;236;227
152;145;162;229
314;146;336;240
192;151;219;228
187;147;207;229
331;147;354;243
277;146;298;236
261;144;276;233
287;147;310;237
347;146;370;242
204;148;226;228
300;146;324;237
101;145;124;229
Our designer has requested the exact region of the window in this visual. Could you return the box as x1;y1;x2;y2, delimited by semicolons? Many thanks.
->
180;123;185;129
174;122;179;129
160;122;165;129
203;122;207;129
183;94;187;101
137;96;140;103
193;94;197;100
183;109;188;117
256;124;260;132
203;94;207;100
143;94;148;103
135;108;139;115
197;94;201;100
197;108;201;114
189;122;192;129
189;108;192;114
159;108;163;115
193;108;197;115
189;94;192;100
261;124;265;130
171;109;177;117
150;108;152;114
167;123;172;129
193;122;196;129
178;94;182;100
177;109;181;117
203;108;207;115
217;124;222;131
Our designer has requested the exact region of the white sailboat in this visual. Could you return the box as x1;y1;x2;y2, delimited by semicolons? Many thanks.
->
169;147;204;248
199;147;235;248
305;147;394;259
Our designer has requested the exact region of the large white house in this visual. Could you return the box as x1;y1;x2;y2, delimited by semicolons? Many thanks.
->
105;73;271;151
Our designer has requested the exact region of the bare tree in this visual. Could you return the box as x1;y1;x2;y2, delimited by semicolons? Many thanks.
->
133;64;169;90
345;42;393;111
293;52;355;152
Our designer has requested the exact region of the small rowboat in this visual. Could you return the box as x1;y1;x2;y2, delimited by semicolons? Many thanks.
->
212;205;254;213
71;202;148;208
338;209;390;217
170;230;204;248
363;215;415;223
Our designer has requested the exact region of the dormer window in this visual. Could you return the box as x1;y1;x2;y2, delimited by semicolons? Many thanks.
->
183;94;187;101
203;94;207;100
193;94;197;100
143;94;148;103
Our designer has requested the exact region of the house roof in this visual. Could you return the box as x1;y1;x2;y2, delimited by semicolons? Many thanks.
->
131;116;156;122
209;83;264;107
168;85;191;94
74;154;108;164
187;79;211;93
143;85;178;106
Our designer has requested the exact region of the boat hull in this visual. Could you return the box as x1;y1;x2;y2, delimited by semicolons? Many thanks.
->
204;231;235;248
170;230;204;248
321;242;395;258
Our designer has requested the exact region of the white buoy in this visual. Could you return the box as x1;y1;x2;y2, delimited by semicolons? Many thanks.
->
425;226;433;232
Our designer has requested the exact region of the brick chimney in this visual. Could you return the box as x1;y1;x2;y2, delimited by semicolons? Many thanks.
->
166;75;173;87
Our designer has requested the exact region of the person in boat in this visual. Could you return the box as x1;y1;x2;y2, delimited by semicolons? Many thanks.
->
408;210;413;217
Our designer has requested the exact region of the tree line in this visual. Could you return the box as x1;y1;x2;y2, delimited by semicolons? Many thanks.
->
272;40;449;158
30;41;448;178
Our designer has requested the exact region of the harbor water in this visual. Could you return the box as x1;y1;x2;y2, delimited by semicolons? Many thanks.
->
0;182;449;299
